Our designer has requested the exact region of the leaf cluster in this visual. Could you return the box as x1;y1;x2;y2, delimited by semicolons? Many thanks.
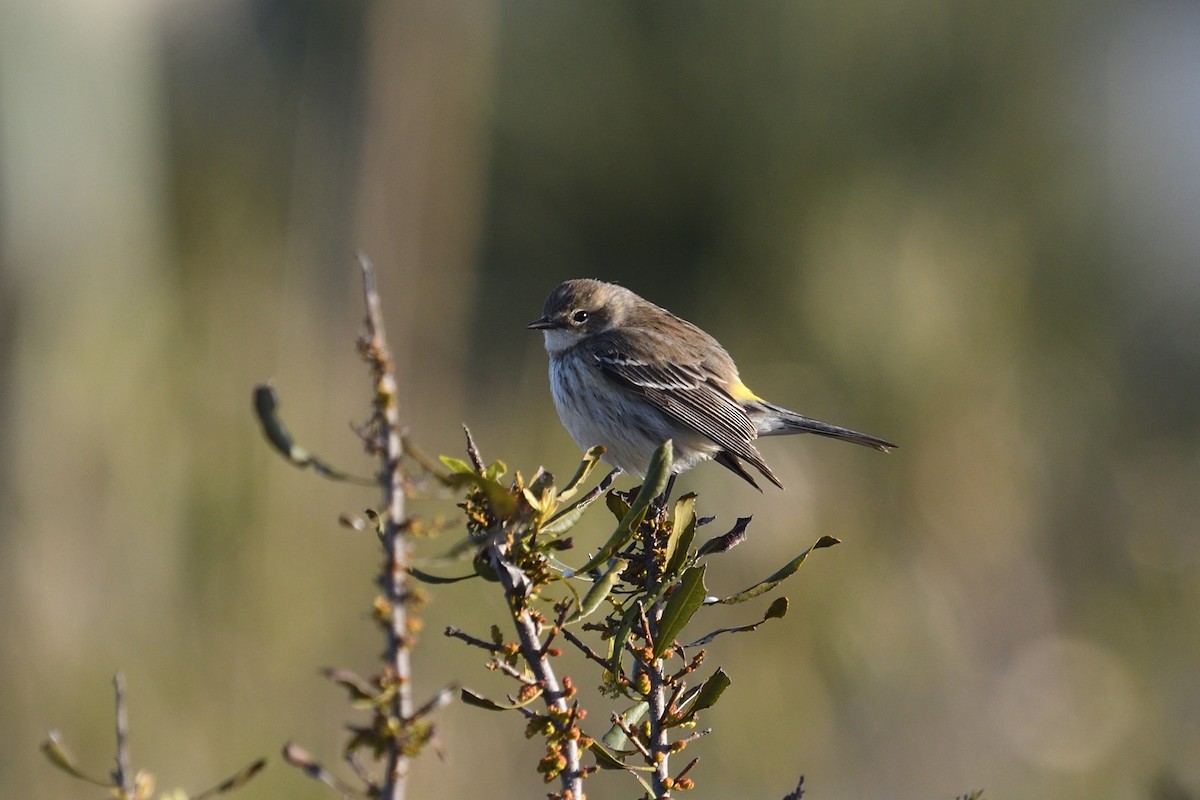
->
436;439;839;797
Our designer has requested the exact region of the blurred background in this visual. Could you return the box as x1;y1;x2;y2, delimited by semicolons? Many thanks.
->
2;1;1199;798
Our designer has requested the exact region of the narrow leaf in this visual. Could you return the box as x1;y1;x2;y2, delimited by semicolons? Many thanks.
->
192;758;267;799
601;701;649;754
663;493;698;579
653;564;707;658
567;559;628;623
604;491;631;521
557;446;606;501
763;596;790;619
438;455;475;475
696;516;753;557
460;687;542;711
445;472;518;518
607;603;641;682
574;441;672;576
589;738;632;770
713;536;840;604
680;668;731;721
589;739;657;782
253;384;373;484
686;597;790;646
408;566;478;585
542;486;606;536
39;732;112;786
322;668;377;703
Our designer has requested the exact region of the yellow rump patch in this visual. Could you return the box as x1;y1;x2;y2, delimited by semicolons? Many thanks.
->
728;380;763;403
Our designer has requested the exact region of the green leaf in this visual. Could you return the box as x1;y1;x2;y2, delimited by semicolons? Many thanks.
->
594;702;658;785
763;595;789;619
438;455;476;475
601;701;649;754
39;732;112;787
446;472;518;518
460;687;541;711
192;758;268;799
589;738;632;770
567;559;628;623
663;493;698;579
574;441;672;577
696;516;752;557
589;739;657;785
607;602;642;685
408;566;478;585
542;484;606;536
686;597;790;646
557;445;606;502
522;470;555;516
323;668;377;704
680;668;730;722
653;564;707;659
604;491;630;521
253;384;373;484
714;536;840;604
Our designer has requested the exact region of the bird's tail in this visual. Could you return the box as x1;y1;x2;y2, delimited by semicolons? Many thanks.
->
751;401;898;452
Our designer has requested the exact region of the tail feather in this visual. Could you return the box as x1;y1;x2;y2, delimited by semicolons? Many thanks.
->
753;401;898;452
714;449;783;491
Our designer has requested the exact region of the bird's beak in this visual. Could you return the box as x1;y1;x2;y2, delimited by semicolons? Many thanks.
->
527;316;556;330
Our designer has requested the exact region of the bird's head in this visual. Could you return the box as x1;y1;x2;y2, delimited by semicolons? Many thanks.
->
528;279;632;353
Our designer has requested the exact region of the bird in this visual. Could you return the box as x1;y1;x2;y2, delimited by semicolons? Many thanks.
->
528;278;896;490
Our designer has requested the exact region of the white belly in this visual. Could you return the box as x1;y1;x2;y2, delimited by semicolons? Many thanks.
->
548;355;718;477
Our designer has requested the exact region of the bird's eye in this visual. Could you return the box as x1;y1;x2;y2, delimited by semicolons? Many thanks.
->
570;309;589;325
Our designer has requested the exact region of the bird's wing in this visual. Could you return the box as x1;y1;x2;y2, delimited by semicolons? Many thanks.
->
592;351;773;475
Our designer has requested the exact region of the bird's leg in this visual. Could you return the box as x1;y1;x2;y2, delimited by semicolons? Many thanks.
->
651;474;677;519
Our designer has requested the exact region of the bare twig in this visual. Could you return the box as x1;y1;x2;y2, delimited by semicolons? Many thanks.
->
676;727;711;746
490;658;539;685
611;712;652;759
488;540;584;799
283;743;362;796
463;425;485;473
356;254;415;800
647;628;672;798
674;757;699;784
782;775;806;800
560;627;611;673
112;673;133;798
444;626;504;653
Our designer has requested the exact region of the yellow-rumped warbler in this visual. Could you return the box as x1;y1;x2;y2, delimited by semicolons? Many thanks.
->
528;279;896;490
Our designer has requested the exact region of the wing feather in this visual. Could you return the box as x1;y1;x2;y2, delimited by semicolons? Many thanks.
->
593;350;780;486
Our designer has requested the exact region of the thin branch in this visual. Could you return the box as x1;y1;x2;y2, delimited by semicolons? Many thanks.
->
782;775;806;800
463;425;485;473
283;742;364;797
490;659;538;685
674;757;699;783
444;626;504;653
545;468;621;530
356;254;414;800
676;727;711;747
112;673;133;798
560;627;612;673
488;540;584;799
610;713;652;759
647;639;672;798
